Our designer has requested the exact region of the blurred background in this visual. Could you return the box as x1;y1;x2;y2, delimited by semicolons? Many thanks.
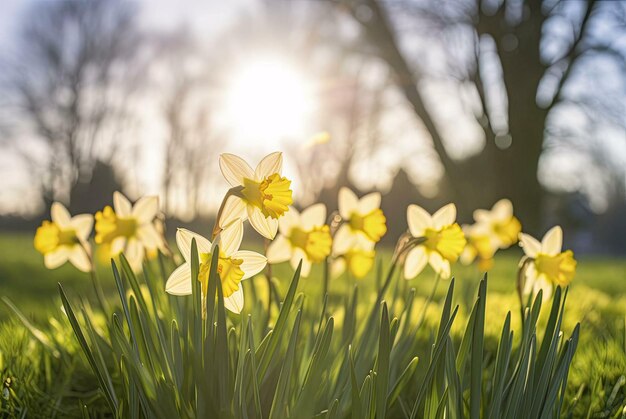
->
0;0;624;254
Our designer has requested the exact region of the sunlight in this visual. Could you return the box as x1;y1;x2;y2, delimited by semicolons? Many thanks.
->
223;58;314;141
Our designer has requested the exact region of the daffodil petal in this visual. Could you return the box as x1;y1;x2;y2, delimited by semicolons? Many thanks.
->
69;246;91;272
247;207;278;239
254;151;282;179
44;247;70;269
219;195;248;228
219;220;243;256
331;259;346;278
290;247;311;277
278;207;300;235
332;224;354;255
70;214;94;241
492;199;512;220
138;224;163;249
219;153;254;187
407;204;431;237
125;238;144;272
541;226;562;256
472;209;490;223
358;192;381;214
266;234;293;263
233;250;267;279
111;237;126;256
519;233;541;258
432;203;456;229
51;202;72;228
113;191;132;217
165;263;192;295
338;187;358;219
132;196;159;223
300;203;326;230
176;229;212;262
224;287;244;314
404;246;428;279
429;252;451;279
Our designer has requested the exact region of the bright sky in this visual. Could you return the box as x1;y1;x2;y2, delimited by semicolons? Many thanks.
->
0;0;624;216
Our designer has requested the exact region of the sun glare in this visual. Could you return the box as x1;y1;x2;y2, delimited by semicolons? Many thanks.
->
224;58;314;141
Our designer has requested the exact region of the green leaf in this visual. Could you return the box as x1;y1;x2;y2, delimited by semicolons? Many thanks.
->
376;302;391;419
469;277;486;419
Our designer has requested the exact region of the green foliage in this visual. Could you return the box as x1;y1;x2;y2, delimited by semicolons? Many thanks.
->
1;234;624;417
52;246;578;418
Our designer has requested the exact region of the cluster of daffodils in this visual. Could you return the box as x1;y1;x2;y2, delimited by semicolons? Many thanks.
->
35;150;578;316
166;152;293;313
460;199;522;271
34;192;167;273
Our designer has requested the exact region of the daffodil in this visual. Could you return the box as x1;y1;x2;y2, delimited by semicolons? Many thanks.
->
460;223;497;271
473;199;521;248
218;152;293;239
404;203;466;279
165;221;266;314
334;187;387;252
266;203;332;277
519;226;576;298
331;239;375;279
34;202;93;272
94;191;163;271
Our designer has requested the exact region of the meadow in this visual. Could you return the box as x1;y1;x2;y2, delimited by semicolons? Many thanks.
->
1;231;625;417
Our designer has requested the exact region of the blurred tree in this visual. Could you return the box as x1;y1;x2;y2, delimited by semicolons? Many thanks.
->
1;0;144;206
343;0;625;233
156;29;225;219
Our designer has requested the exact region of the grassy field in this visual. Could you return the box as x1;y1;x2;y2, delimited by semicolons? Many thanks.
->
0;232;625;416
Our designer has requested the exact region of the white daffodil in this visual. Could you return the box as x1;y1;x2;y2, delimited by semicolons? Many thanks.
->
519;226;576;299
165;221;267;314
218;152;293;239
333;187;387;253
266;203;332;277
331;239;376;279
404;203;466;279
94;191;163;271
473;199;521;249
34;202;93;272
460;222;497;271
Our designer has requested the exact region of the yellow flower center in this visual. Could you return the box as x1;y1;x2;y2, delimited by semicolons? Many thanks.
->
198;252;244;298
34;221;78;254
241;174;293;219
423;224;467;262
349;209;387;242
344;248;375;278
288;225;332;263
492;216;521;247
534;250;576;286
94;206;138;244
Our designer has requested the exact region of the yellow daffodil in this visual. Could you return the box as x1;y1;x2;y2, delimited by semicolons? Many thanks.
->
165;221;266;313
266;203;332;277
331;239;375;279
334;187;387;251
473;199;521;249
460;223;497;271
519;226;576;298
404;203;466;279
94;191;163;271
34;202;93;272
218;152;293;239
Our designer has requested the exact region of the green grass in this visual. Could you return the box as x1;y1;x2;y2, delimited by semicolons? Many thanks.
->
0;232;625;417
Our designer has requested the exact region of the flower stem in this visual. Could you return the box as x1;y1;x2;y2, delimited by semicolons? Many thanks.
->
264;238;273;316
